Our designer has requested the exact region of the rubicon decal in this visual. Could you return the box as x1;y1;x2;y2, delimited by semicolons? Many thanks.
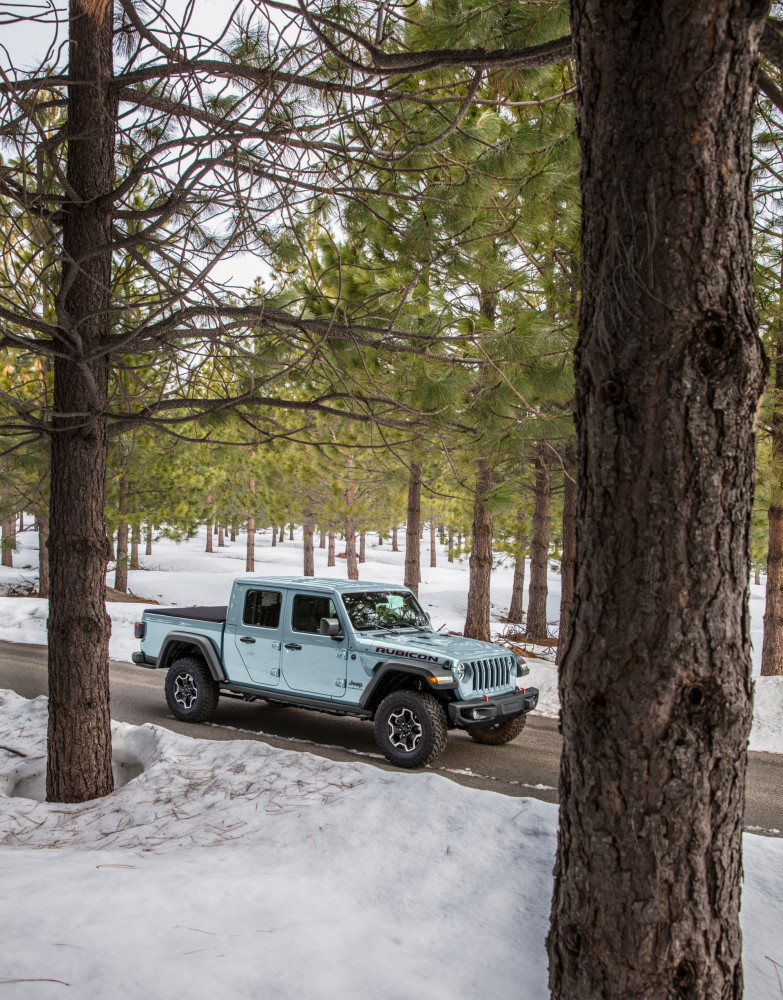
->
375;646;440;663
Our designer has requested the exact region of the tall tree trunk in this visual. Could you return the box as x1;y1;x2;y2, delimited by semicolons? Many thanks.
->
18;511;24;531
526;447;551;641
271;525;277;547
218;522;225;547
508;528;526;624
359;531;366;563
47;0;114;803
230;525;236;543
328;527;336;567
1;516;15;567
429;517;436;568
289;524;294;541
448;530;454;563
392;526;399;552
145;522;153;556
303;513;315;576
114;478;129;594
456;533;463;558
319;530;326;549
755;567;761;586
205;492;213;553
246;518;255;572
463;459;493;641
556;460;577;668
345;517;359;580
548;6;768;997
762;333;783;676
404;461;422;596
278;525;285;543
37;508;50;599
129;523;139;571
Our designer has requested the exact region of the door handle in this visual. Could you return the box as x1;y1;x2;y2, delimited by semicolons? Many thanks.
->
285;642;302;651
240;636;256;644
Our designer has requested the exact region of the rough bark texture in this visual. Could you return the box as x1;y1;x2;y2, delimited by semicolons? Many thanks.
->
463;459;493;642
345;517;359;580
547;5;768;998
404;462;422;596
303;514;315;576
507;530;526;623
46;0;114;803
1;516;16;567
556;461;577;668
762;338;783;675
328;528;336;567
526;447;551;641
114;478;129;594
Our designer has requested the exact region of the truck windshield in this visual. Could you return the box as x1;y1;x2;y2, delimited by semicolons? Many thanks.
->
341;591;429;632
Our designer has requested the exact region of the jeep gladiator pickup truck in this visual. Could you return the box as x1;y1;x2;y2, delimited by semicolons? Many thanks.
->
133;576;539;768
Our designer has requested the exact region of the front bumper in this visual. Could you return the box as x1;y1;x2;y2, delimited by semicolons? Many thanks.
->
448;687;539;727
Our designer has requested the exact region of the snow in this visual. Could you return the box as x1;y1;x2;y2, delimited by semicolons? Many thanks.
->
0;523;780;752
1;525;783;998
0;689;782;1000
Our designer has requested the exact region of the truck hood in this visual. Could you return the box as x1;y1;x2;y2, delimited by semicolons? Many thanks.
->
356;629;511;665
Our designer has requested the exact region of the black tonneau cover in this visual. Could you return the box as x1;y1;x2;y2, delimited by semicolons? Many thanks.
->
144;606;227;623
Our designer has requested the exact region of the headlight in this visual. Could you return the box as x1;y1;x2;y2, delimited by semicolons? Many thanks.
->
453;662;466;682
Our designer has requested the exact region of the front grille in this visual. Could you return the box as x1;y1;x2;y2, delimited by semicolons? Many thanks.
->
469;657;512;694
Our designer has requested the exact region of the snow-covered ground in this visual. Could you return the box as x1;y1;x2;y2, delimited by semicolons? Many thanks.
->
1;525;782;999
0;524;781;752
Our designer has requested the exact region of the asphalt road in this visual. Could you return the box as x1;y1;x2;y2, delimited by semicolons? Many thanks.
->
1;639;781;837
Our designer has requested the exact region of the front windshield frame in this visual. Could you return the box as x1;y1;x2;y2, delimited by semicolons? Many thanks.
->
340;590;430;632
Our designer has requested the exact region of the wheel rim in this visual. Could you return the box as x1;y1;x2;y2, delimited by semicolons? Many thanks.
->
387;707;423;753
173;671;198;710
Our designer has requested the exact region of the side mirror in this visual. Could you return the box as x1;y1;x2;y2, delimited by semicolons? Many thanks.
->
319;617;342;637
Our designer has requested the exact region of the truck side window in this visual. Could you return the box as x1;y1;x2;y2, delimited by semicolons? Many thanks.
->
292;594;339;633
243;590;282;628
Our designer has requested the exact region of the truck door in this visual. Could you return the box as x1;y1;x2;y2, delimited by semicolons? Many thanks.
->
228;587;284;686
281;592;348;698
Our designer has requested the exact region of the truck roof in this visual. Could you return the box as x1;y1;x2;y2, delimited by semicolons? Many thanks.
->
237;576;412;595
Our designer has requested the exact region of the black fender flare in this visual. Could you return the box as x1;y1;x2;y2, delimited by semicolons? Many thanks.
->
359;658;456;712
157;632;227;682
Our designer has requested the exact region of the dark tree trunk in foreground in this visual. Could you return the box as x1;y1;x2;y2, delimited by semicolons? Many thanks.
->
556;460;577;668
345;517;359;580
526;447;551;641
114;478;129;594
47;0;114;803
463;459;493;641
303;513;315;576
762;335;783;676
328;527;336;567
404;462;422;596
507;528;526;624
548;5;768;998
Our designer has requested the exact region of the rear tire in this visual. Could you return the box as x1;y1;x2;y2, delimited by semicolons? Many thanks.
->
165;657;219;723
468;714;526;746
374;690;448;768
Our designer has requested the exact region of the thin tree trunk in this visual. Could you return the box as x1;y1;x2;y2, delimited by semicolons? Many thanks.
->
18;511;23;531
392;526;399;552
303;513;315;576
556;461;577;668
37;508;50;599
231;525;236;543
328;527;336;567
129;523;139;571
430;517;437;568
404;461;422;596
755;568;761;586
463;459;493;641
448;530;454;563
271;525;277;547
218;522;225;547
205;492;213;553
359;531;366;563
278;525;285;542
319;530;326;549
526;447;551;641
289;524;294;541
457;533;463;557
508;529;526;623
548;6;767;996
1;516;15;568
378;534;383;546
114;478;129;593
246;516;255;572
345;517;359;580
47;0;114;802
145;523;152;556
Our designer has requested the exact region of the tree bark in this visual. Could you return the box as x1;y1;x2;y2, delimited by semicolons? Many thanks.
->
556;459;577;668
448;530;454;563
429;517;436;568
278;525;284;542
507;529;526;624
328;527;336;567
303;513;315;576
404;461;422;596
548;5;768;998
145;522;153;556
271;525;277;547
114;478;129;594
762;336;783;676
289;524;294;541
47;0;114;803
345;517;359;580
526;447;551;641
129;523;139;571
359;531;366;563
218;522;225;547
37;508;50;599
463;459;493;641
205;492;213;553
319;530;326;549
1;516;16;568
392;526;399;552
246;479;256;573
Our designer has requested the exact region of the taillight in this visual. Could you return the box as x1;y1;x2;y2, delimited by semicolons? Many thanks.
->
134;621;146;639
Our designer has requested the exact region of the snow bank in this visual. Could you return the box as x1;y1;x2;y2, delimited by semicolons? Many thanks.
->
0;690;782;1000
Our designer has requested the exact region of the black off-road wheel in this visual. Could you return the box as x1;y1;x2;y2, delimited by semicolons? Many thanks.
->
468;714;527;746
165;657;219;723
374;690;448;768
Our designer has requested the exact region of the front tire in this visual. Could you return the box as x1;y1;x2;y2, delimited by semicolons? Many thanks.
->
468;714;526;745
374;690;448;768
165;657;219;723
